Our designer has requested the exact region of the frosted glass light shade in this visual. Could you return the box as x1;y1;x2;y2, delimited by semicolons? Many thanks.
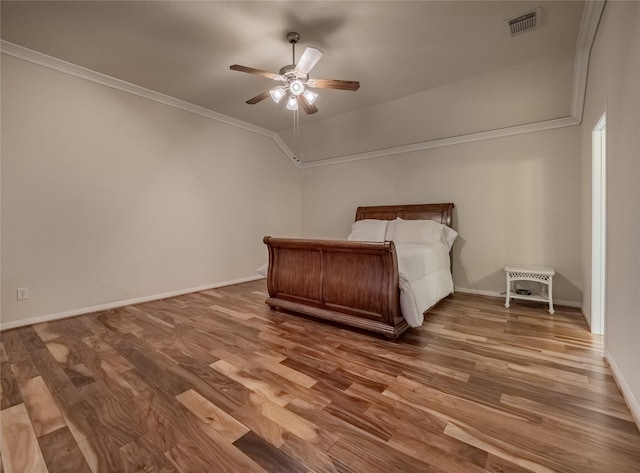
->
286;96;298;111
289;79;305;96
270;87;285;103
303;89;318;105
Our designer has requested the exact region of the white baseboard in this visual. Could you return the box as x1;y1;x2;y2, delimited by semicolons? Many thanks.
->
454;286;582;309
455;286;503;298
605;351;640;431
0;275;265;331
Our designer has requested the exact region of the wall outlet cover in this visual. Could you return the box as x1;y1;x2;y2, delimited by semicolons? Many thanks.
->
17;287;29;301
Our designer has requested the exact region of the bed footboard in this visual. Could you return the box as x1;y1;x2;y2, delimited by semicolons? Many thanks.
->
263;236;408;338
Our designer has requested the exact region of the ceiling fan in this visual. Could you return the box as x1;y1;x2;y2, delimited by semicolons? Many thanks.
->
230;32;360;115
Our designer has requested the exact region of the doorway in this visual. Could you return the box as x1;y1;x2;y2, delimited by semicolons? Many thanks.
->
591;112;606;335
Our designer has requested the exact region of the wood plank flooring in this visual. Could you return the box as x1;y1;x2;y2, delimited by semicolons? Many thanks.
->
1;280;639;473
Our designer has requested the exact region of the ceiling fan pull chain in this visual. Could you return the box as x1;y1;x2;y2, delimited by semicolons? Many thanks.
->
293;110;297;142
293;108;299;156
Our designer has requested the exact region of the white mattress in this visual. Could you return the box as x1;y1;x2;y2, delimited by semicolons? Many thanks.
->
395;243;453;327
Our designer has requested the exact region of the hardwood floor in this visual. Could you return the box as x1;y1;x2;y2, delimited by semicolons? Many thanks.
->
1;280;639;473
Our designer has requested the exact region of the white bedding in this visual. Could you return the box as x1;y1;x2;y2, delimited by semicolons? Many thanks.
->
395;243;453;327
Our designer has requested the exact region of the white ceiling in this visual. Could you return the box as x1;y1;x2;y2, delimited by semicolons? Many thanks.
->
1;1;585;161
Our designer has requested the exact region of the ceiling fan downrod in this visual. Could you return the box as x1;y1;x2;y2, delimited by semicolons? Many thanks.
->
286;31;300;65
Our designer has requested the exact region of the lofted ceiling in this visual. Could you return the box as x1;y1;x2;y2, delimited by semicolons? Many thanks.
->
1;1;586;163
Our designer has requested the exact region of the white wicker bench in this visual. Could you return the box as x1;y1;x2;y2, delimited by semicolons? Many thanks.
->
505;265;555;314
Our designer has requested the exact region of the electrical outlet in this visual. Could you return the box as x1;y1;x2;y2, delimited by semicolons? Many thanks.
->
17;287;29;301
256;256;263;268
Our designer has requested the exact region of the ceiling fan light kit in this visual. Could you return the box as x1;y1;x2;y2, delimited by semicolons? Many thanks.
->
230;31;360;115
286;95;298;111
269;87;286;104
303;89;318;105
289;79;305;96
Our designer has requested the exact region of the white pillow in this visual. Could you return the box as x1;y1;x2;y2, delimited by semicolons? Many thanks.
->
347;219;389;242
441;225;458;250
386;218;455;248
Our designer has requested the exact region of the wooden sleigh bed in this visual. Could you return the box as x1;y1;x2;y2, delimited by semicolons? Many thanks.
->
263;203;455;338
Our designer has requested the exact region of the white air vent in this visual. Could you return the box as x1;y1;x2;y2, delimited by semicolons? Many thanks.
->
505;8;542;37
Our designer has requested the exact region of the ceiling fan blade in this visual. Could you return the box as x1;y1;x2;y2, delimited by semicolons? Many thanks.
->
307;78;360;91
230;65;284;81
299;94;318;115
246;90;271;105
294;47;323;75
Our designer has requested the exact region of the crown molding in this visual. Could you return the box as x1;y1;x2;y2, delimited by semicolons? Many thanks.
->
570;0;606;121
298;117;580;169
0;40;301;167
2;0;603;171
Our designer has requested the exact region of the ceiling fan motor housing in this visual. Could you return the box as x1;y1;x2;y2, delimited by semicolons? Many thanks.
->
278;65;308;81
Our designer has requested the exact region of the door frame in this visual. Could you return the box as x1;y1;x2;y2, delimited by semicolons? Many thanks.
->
591;111;607;336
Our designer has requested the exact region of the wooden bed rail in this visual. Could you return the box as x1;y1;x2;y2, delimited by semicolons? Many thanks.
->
263;236;407;338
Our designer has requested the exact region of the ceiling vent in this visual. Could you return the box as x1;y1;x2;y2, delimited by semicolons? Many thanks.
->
505;8;542;37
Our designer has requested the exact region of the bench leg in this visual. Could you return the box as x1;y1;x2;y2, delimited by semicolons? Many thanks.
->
505;278;511;308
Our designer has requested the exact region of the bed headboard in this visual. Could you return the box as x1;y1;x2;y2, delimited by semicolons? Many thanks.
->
355;203;454;228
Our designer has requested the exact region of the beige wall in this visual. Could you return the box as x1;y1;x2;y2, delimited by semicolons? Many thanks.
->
1;54;302;327
580;2;640;421
301;126;582;304
293;33;582;308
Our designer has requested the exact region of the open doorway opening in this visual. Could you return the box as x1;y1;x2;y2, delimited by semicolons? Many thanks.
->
591;112;606;335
